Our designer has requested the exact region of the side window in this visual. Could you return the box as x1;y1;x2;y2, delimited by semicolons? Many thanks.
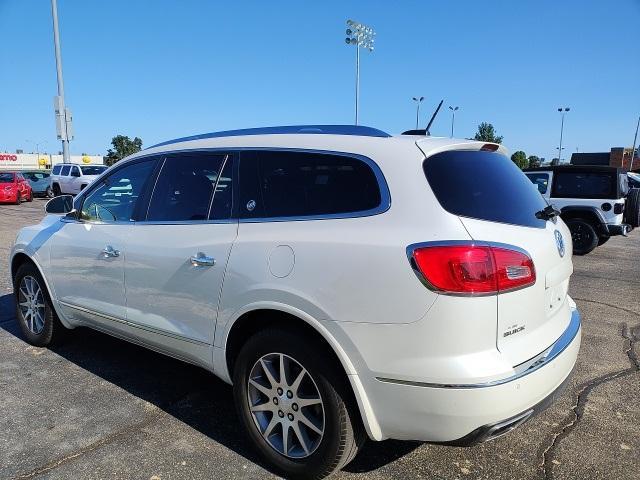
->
60;165;71;176
239;150;382;219
80;160;154;222
71;166;81;177
525;173;549;194
52;165;61;175
552;172;614;199
146;152;230;221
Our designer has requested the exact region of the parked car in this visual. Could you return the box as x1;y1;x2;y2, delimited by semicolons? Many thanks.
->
0;171;33;204
50;163;108;196
524;165;639;255
21;170;53;198
11;126;581;479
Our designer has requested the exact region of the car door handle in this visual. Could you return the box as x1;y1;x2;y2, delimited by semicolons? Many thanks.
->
102;245;120;258
190;253;215;267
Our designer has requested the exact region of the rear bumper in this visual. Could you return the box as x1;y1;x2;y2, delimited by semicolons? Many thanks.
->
361;308;581;442
605;223;632;236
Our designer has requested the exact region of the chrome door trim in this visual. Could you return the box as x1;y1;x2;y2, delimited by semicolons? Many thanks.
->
376;308;580;389
58;300;211;346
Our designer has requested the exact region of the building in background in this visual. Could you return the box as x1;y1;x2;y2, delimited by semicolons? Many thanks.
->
570;147;639;171
0;152;104;170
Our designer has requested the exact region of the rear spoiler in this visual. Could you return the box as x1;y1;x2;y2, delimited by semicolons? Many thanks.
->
416;139;509;159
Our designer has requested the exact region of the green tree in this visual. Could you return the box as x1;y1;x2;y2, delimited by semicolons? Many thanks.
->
104;135;143;166
527;155;541;168
473;122;503;144
511;151;528;169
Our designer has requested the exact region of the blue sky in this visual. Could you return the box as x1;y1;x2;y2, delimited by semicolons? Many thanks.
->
1;0;638;161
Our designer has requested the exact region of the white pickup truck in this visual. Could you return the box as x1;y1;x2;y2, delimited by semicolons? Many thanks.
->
50;163;108;196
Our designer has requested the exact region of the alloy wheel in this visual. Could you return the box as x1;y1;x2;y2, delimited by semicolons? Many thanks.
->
18;276;46;335
247;352;325;459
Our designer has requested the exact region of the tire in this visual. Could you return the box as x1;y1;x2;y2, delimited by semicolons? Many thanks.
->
625;188;640;228
233;328;364;480
13;263;67;347
566;218;599;255
52;184;61;197
14;192;21;205
597;235;610;246
27;191;33;202
45;187;54;199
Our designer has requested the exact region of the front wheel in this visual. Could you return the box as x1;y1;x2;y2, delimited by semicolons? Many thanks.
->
45;186;55;198
233;328;364;479
27;191;33;202
13;263;67;346
566;218;599;255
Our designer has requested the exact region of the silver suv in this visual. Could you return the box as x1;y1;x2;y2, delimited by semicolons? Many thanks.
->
50;163;108;196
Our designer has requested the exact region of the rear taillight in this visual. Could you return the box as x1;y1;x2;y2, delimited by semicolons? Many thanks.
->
410;244;535;295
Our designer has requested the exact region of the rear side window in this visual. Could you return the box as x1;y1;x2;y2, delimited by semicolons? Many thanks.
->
424;150;547;228
52;165;62;175
551;171;615;199
239;150;382;219
146;152;232;221
60;165;71;176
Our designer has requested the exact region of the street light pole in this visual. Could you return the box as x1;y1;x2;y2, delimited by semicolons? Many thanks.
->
449;106;459;138
51;0;71;163
412;97;424;129
345;20;375;125
557;107;570;163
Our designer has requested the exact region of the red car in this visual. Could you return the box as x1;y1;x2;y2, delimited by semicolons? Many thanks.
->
0;171;33;204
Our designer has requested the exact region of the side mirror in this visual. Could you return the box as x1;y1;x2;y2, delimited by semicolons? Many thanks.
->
45;195;75;215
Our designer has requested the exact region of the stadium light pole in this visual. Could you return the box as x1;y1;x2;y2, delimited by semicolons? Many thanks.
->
412;97;424;129
449;106;459;138
51;0;71;163
557;107;570;163
345;20;375;125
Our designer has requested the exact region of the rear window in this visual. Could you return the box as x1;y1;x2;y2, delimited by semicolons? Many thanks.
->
0;173;15;183
424;150;547;228
551;171;616;199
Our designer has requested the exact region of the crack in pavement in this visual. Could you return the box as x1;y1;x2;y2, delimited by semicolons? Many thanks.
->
538;312;640;480
9;394;198;480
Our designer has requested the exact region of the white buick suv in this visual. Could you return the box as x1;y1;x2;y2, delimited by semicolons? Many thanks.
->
10;125;581;479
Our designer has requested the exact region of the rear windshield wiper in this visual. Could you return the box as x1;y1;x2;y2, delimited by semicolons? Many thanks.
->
535;205;560;221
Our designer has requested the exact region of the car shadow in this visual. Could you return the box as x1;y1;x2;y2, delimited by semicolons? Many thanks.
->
0;292;420;475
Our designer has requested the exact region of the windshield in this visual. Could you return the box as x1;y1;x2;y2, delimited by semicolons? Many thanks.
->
0;172;15;183
424;150;548;228
81;166;107;175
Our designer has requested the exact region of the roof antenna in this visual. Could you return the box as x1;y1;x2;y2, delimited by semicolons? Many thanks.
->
402;99;444;136
425;100;443;136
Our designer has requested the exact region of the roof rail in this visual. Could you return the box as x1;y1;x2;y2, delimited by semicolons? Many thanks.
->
149;125;391;149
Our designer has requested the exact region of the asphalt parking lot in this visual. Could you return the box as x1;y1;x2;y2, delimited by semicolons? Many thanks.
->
1;199;638;480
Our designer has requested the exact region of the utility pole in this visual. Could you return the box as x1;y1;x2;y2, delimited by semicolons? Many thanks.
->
630;116;639;171
412;97;424;130
51;0;72;163
449;106;459;138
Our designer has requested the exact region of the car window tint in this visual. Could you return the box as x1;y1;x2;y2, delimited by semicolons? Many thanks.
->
81;166;107;175
71;166;80;176
52;165;62;175
525;173;549;194
239;150;382;218
80;160;154;222
146;152;228;222
424;151;547;228
60;165;71;176
209;155;234;220
552;171;614;199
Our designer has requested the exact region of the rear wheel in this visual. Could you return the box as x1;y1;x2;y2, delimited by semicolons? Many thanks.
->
13;263;67;347
233;328;364;479
52;184;61;197
566;218;599;255
625;188;640;228
45;187;54;198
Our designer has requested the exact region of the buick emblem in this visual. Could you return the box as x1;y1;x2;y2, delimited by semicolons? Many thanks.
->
554;230;565;258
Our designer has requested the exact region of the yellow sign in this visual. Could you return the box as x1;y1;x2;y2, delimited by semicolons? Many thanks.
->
38;157;47;166
82;155;91;164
